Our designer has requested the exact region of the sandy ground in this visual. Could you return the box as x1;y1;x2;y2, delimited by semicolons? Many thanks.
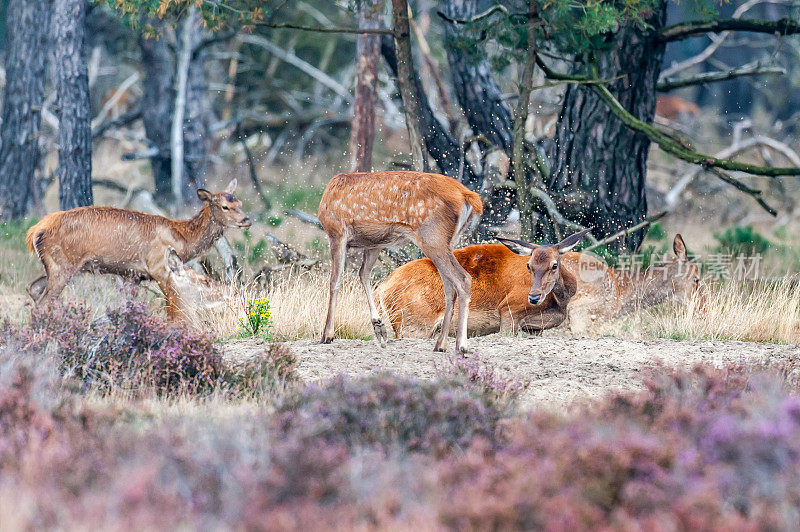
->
221;334;800;411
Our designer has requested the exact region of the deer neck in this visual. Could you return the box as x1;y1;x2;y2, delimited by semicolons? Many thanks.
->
617;268;671;314
552;261;578;308
176;205;224;261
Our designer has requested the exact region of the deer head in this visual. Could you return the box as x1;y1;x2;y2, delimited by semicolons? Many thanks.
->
165;246;225;311
197;179;252;229
646;234;703;305
498;228;593;305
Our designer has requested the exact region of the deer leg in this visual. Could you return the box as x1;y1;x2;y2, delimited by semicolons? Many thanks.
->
322;235;347;344
426;252;456;353
447;253;473;355
359;248;387;347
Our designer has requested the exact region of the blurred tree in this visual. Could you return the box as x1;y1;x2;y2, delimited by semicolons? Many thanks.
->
0;0;52;220
54;0;94;210
349;0;384;172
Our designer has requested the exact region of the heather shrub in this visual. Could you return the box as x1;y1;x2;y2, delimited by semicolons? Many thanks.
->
18;299;222;395
273;373;503;456
441;353;529;408
436;365;800;529
221;343;297;398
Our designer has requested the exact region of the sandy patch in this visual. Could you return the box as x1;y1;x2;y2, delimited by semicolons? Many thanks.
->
220;335;800;411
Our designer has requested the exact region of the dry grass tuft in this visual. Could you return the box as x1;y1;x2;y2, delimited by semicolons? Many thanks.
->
607;277;800;343
198;269;374;341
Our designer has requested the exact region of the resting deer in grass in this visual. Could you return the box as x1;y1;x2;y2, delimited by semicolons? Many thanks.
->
566;234;702;334
377;233;701;337
163;246;227;323
25;179;250;318
376;229;592;338
317;171;483;354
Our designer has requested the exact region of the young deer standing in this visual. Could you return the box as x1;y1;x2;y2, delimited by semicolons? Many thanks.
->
25;179;250;318
317;171;483;354
376;229;592;338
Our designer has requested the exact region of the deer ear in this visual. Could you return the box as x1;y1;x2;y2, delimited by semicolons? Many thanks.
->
225;178;238;194
496;237;536;256
556;227;594;253
165;246;184;274
197;188;213;203
673;234;688;260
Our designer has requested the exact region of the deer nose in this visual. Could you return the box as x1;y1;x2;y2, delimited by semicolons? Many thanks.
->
528;293;541;305
240;217;252;228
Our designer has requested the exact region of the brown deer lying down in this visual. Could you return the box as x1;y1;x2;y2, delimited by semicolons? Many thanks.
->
318;171;483;354
25;179;250;318
377;233;700;338
376;229;592;338
163;246;227;323
566;234;702;334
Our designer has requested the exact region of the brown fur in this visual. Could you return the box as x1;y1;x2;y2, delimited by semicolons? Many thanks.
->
378;234;702;337
164;246;226;323
655;95;700;121
26;180;250;318
318;171;483;354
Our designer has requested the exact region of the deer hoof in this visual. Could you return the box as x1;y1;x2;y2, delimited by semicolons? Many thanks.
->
455;346;473;357
372;319;388;348
321;336;334;344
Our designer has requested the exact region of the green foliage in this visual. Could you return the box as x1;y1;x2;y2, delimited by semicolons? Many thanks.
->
95;0;278;31
240;298;273;340
233;230;270;265
714;225;772;257
645;221;667;241
0;218;37;252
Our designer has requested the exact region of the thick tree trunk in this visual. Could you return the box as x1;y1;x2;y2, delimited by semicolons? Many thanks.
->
442;0;515;228
139;19;174;204
54;0;93;211
183;10;211;200
349;0;383;172
380;36;479;187
545;2;667;251
390;0;429;171
0;0;52;220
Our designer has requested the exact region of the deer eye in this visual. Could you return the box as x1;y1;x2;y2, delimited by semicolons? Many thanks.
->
551;263;558;270
221;205;229;211
526;263;531;271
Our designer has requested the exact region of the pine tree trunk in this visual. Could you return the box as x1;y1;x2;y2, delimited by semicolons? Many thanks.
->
139;18;174;204
390;0;428;171
349;0;383;172
544;3;667;251
54;0;93;211
442;0;515;228
183;11;211;200
0;0;52;220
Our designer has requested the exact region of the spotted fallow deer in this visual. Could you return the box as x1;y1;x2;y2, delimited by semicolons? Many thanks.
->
317;171;483;354
25;179;250;318
377;233;701;338
376;229;592;338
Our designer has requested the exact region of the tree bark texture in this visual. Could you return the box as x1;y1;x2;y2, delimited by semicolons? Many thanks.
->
183;10;211;200
546;2;667;251
442;0;515;228
512;0;539;241
54;0;94;211
349;0;383;172
139;18;174;203
442;0;513;154
380;36;479;187
390;0;428;171
0;0;52;220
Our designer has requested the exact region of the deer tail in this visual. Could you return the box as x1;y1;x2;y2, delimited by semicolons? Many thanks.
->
26;214;58;258
463;188;484;216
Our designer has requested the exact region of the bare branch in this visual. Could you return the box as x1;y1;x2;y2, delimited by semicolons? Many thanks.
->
584;212;668;252
253;21;394;35
527;187;599;245
238;34;353;102
285;208;323;229
436;4;509;24
659;17;800;42
657;62;785;91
